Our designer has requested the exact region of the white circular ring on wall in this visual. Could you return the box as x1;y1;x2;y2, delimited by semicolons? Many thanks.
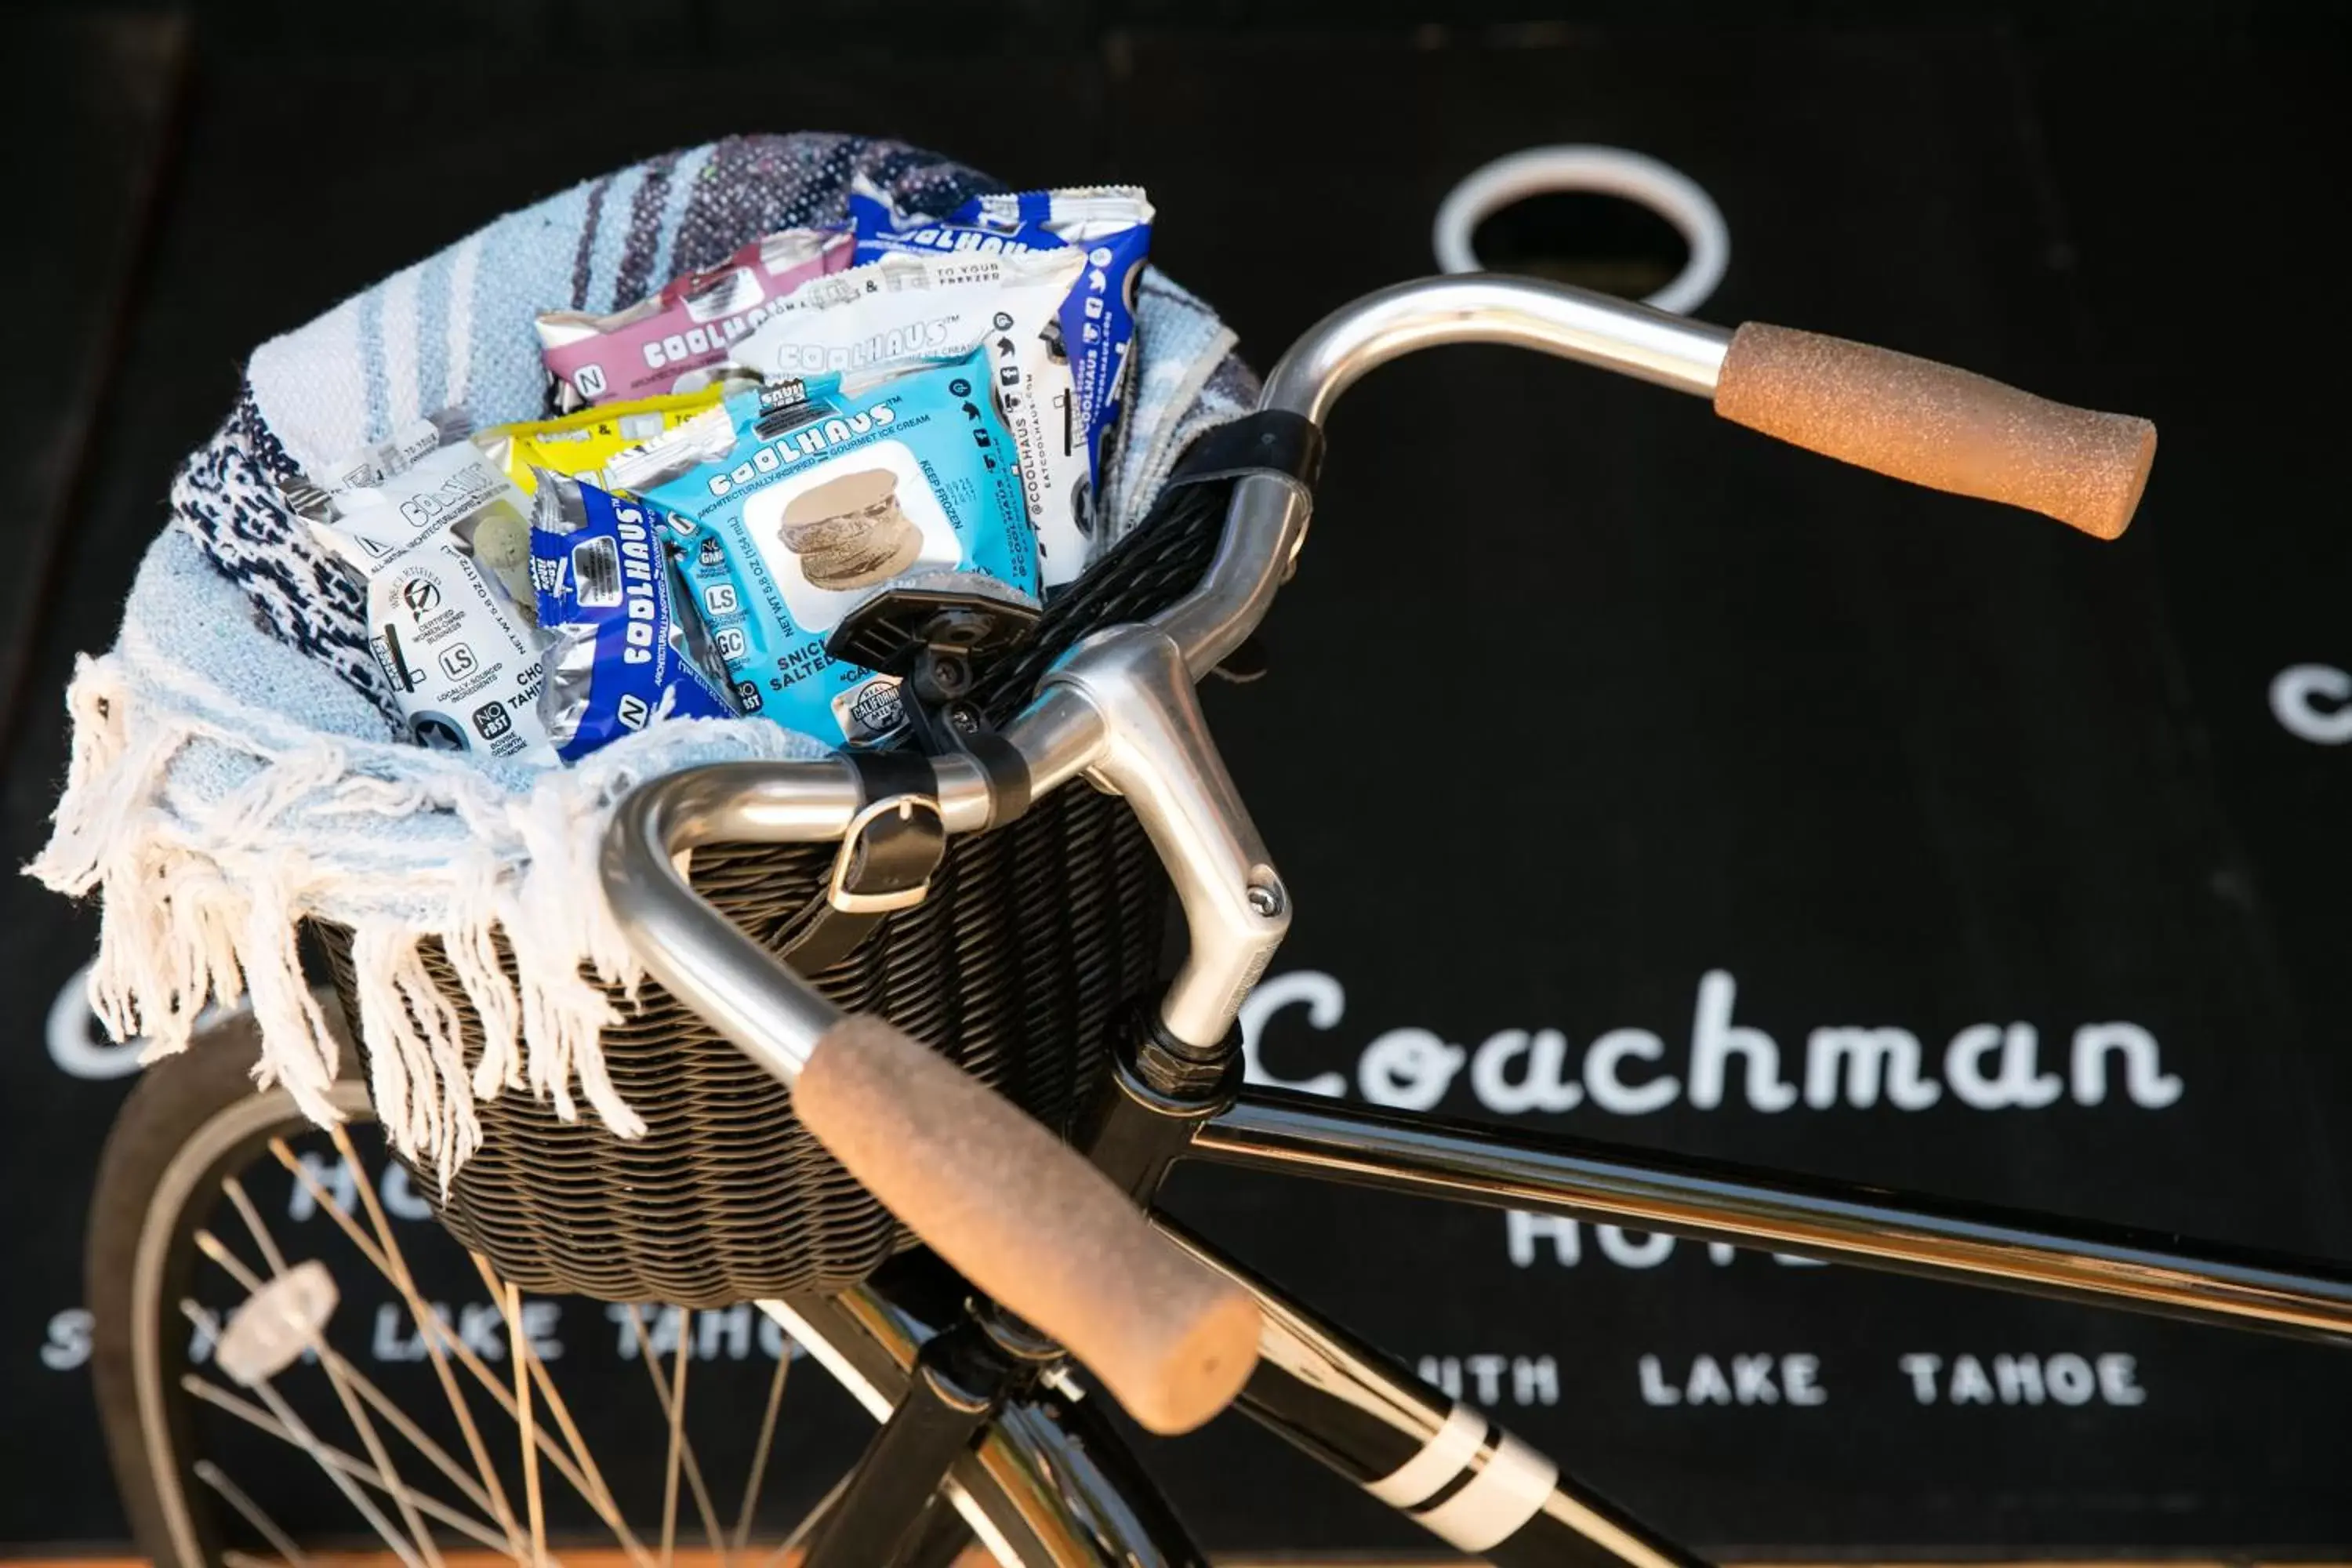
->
1432;145;1731;316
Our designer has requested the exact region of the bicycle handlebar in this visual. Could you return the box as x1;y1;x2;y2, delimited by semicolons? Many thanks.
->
599;274;2158;1439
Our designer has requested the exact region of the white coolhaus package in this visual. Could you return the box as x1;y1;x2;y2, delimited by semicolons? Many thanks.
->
310;408;471;493
302;440;559;767
729;247;1097;588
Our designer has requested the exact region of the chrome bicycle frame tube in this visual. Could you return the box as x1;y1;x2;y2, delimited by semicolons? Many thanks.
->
1190;1090;2352;1344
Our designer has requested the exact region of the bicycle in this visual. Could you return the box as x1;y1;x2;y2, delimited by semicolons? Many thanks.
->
88;274;2352;1567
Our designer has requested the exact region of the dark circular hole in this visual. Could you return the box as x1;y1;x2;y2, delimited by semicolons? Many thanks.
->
1468;189;1691;299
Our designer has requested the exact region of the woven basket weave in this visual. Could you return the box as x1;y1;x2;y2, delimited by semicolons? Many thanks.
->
318;477;1229;1308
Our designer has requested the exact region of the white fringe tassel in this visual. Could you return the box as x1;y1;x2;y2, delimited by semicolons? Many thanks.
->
27;652;648;1178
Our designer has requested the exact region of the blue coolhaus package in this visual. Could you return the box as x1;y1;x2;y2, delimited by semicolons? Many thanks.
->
639;347;1040;746
528;474;735;762
845;179;1153;518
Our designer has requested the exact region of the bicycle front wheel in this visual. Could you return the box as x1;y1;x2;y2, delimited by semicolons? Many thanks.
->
85;1003;1165;1567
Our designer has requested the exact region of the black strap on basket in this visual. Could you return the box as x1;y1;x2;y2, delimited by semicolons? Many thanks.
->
1158;408;1323;495
1155;409;1323;684
775;753;946;975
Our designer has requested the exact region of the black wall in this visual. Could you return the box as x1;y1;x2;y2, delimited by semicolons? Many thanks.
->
4;5;2347;1556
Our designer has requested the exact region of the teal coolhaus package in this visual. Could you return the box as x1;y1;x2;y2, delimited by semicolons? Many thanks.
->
729;245;1094;588
636;346;1040;746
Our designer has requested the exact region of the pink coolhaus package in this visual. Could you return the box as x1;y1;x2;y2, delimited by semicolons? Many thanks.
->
535;229;853;411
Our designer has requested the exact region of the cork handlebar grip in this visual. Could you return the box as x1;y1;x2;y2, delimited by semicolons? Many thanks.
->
791;1014;1262;1435
1714;322;2156;540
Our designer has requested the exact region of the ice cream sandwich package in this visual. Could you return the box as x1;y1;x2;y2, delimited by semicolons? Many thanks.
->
296;437;557;766
528;474;735;762
477;389;732;495
288;173;1163;768
639;347;1039;745
731;245;1096;587
846;180;1153;505
535;228;853;412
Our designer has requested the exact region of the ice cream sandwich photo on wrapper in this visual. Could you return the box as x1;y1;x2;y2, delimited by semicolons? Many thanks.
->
780;468;923;591
743;438;962;630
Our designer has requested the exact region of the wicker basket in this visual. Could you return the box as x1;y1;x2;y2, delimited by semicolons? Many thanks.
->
316;477;1228;1308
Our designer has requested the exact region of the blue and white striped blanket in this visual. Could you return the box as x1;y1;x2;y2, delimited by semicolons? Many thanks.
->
30;132;1250;1181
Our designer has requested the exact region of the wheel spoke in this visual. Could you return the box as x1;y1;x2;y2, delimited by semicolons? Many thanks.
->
330;1340;507;1526
182;1377;510;1552
661;1335;685;1567
194;1457;313;1567
755;1471;850;1568
202;1192;503;1529
274;1137;655;1567
181;1302;426;1568
497;1279;548;1566
205;1201;449;1568
220;1178;293;1273
306;1128;528;1558
467;1250;624;1528
731;1350;792;1551
621;1305;729;1563
198;1131;823;1562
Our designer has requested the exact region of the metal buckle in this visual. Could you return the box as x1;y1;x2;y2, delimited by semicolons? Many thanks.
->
826;793;946;916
